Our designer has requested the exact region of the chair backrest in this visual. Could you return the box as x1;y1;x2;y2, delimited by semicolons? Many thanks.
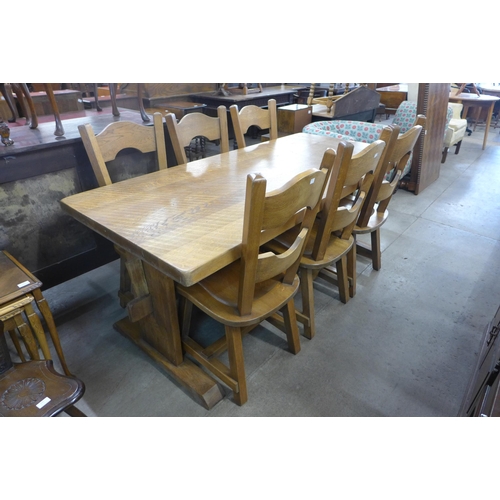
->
448;102;463;119
238;164;331;315
229;99;278;148
392;100;417;134
357;117;425;227
311;139;386;261
165;105;229;165
78;112;167;187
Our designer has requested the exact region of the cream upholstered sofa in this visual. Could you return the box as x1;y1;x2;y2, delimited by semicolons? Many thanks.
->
442;102;467;163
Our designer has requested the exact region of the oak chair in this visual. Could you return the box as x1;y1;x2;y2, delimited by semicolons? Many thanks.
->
176;166;330;405
78;112;167;187
78;112;167;307
165;105;229;165
229;98;278;148
354;117;425;270
266;139;386;339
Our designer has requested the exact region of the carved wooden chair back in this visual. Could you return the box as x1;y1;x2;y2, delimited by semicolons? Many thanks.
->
165;105;229;165
238;167;329;315
352;117;425;271
376;116;425;208
78;112;167;187
176;166;331;405
311;139;386;262
229;99;278;148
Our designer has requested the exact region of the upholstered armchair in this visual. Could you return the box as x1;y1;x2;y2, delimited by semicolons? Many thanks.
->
442;103;467;163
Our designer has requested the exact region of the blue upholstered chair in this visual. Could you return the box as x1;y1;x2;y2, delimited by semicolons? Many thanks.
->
302;101;421;179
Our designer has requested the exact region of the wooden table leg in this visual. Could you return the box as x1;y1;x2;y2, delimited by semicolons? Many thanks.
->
16;83;38;129
113;252;224;410
483;102;495;150
137;83;150;122
0;83;18;122
109;83;120;117
43;84;65;137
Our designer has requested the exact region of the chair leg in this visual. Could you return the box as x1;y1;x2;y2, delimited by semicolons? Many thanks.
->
441;147;449;163
347;244;356;298
225;325;248;405
336;257;349;304
370;229;382;271
64;405;87;417
280;300;301;354
299;267;315;339
455;140;462;155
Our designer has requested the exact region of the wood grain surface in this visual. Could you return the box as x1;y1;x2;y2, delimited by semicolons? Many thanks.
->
61;133;369;287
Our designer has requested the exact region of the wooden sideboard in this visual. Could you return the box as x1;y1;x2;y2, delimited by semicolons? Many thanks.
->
376;84;408;115
459;304;500;416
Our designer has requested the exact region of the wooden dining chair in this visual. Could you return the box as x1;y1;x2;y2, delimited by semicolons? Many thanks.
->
165;105;229;165
176;165;331;405
353;116;425;270
0;296;85;417
266;139;386;339
229;98;278;148
78;112;168;307
78;111;167;187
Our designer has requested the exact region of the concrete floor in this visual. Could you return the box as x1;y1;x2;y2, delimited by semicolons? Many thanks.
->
42;122;500;417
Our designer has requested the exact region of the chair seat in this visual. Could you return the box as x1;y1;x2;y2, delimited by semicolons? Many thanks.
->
0;360;84;417
177;260;300;328
448;118;467;133
303;120;386;142
267;222;354;270
354;208;389;234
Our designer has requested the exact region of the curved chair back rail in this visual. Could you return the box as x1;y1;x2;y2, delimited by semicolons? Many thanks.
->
165;105;229;165
78;112;167;187
229;99;278;148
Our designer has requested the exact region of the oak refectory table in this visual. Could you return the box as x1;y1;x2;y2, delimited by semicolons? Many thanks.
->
60;133;369;408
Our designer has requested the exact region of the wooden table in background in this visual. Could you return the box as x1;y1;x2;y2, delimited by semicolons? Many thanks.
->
449;92;500;149
376;84;408;115
60;133;369;408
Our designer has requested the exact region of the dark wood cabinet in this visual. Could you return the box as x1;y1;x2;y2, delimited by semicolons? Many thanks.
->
459;305;500;417
277;104;313;134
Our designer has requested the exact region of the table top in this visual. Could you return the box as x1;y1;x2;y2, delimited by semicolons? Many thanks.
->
449;92;500;103
376;84;408;93
190;85;305;105
60;133;369;287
